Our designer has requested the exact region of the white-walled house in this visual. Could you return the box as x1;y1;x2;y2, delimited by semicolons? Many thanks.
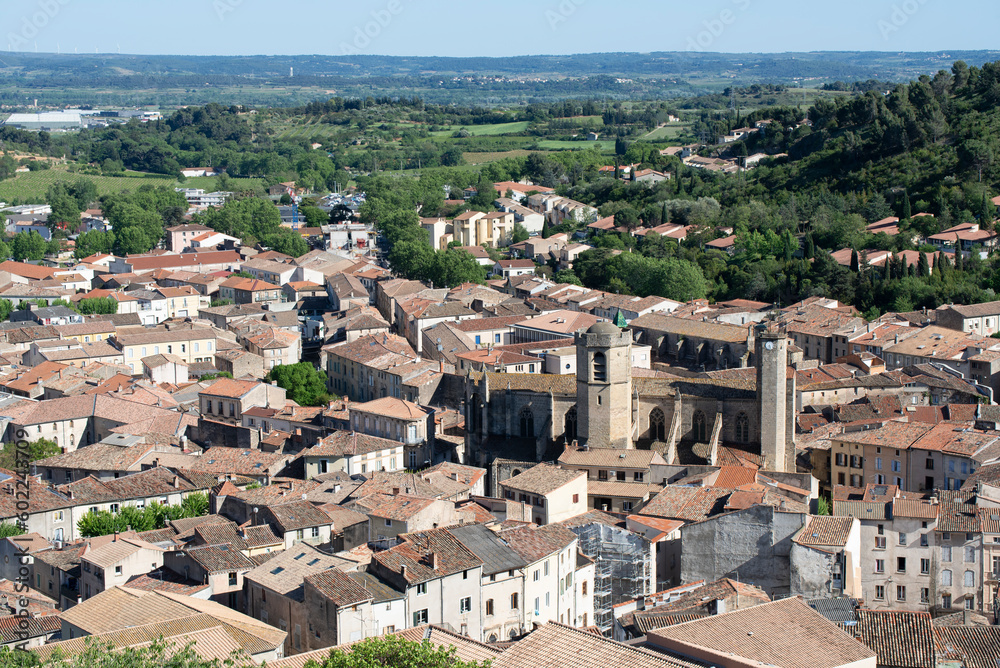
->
498;464;588;525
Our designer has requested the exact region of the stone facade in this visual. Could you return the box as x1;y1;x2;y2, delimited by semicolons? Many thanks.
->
464;324;795;480
575;323;632;449
756;330;796;472
680;504;805;598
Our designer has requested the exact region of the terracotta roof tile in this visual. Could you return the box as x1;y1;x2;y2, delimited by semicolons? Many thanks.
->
495;622;700;668
649;598;875;668
795;515;855;548
500;463;585;496
857;609;935;668
372;527;482;583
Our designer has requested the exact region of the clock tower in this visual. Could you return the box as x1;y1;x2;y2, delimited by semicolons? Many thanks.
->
756;327;792;472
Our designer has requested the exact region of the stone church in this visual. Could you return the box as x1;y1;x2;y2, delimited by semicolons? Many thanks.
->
463;321;795;474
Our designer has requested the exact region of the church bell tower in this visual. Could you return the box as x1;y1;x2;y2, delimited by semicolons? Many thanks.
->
756;326;793;472
576;322;633;449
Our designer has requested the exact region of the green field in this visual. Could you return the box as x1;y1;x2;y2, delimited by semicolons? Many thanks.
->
0;168;262;203
643;124;693;140
534;139;616;151
462;149;541;165
429;121;531;137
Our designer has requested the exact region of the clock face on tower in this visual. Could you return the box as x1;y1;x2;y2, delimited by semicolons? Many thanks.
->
764;341;774;350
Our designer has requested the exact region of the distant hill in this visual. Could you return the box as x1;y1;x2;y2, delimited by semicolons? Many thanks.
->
2;51;1000;107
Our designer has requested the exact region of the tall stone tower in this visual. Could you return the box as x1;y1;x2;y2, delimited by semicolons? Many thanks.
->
576;322;633;449
755;327;792;472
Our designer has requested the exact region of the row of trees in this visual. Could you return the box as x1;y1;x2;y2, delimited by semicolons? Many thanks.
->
0;633;491;667
76;494;208;538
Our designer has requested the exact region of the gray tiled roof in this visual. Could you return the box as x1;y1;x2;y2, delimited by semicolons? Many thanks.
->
448;523;528;575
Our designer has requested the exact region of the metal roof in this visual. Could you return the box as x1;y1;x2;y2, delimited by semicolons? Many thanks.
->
448;523;528;575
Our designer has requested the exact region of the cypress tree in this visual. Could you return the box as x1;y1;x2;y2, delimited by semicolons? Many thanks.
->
917;251;929;278
850;249;860;273
902;191;911;220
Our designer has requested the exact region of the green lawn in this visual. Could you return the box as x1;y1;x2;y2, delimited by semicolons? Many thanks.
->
0;168;261;202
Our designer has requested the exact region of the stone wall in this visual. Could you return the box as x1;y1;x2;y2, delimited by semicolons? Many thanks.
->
680;504;805;597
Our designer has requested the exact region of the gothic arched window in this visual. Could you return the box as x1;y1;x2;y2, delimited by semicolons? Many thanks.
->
519;407;534;438
692;410;707;442
649;407;666;441
468;393;481;431
735;412;750;443
564;406;578;442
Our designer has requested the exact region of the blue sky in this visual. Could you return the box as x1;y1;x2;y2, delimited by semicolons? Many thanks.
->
0;0;995;57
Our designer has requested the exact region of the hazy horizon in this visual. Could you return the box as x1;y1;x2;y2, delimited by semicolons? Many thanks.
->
2;0;996;58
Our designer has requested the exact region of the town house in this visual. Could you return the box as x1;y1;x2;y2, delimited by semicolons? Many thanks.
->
351;493;457;542
243;327;301;369
258;500;334;550
219;277;282;305
302;568;405;648
321;334;442;405
198;378;287;423
349;397;435;470
113;326;218;374
244;543;347;656
501;523;591;630
448;523;528;642
368;528;485;640
301;430;405;479
78;535;165;601
498;463;588;526
165;224;214;251
163;543;256;610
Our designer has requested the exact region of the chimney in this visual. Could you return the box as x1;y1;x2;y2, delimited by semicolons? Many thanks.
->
392;487;400;495
113;530;118;542
173;475;180;488
451;472;458;481
401;564;407;578
428;552;437;570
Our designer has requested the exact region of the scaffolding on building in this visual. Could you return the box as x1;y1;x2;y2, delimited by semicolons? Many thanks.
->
574;522;651;635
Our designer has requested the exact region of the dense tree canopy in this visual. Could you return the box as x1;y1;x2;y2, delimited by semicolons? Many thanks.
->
77;494;208;537
265;362;332;406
